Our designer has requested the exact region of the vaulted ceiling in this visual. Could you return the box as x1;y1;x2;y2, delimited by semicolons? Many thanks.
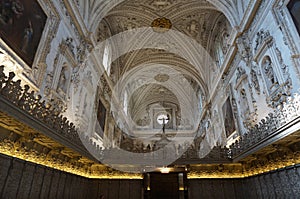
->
85;0;241;130
85;0;246;31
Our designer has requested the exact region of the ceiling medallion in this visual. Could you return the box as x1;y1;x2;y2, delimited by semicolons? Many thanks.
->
154;74;170;82
151;17;172;33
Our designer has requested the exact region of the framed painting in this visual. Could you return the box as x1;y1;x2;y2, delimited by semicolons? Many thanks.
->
0;0;47;66
222;97;236;137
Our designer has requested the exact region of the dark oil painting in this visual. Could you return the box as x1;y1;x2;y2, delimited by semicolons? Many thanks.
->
0;0;47;66
222;98;236;137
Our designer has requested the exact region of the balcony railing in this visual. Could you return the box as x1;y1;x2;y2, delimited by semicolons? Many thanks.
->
229;92;300;160
1;64;299;164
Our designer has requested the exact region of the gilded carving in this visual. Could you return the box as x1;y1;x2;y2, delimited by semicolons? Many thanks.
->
1;82;300;179
1;0;300;181
151;17;172;33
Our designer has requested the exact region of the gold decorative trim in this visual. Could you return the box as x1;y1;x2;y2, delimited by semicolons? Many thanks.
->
0;111;142;179
0;107;299;179
151;17;172;33
188;145;300;179
0;145;142;179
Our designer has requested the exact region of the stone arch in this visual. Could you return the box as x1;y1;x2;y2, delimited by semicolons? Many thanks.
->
88;0;240;34
92;27;211;93
208;13;232;67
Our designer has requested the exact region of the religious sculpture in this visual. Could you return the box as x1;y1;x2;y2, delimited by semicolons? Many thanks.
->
236;33;252;64
262;57;278;93
58;66;68;94
250;69;260;94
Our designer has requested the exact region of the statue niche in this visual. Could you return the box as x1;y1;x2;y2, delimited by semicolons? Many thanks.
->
57;63;70;97
261;56;279;95
212;15;232;67
234;67;257;130
260;55;291;108
222;98;236;138
250;68;261;95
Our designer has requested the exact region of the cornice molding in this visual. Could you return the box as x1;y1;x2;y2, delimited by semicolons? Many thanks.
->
238;0;263;33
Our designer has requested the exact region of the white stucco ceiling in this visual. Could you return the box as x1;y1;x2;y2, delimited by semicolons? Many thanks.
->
86;0;241;127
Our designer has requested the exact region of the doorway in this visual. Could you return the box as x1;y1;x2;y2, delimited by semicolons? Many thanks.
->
144;172;188;199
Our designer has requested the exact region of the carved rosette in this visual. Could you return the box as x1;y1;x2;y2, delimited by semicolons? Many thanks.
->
151;17;172;33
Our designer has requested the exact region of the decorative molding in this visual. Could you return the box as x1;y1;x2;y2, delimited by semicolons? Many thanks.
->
0;99;141;179
238;0;263;32
57;0;94;66
236;32;253;64
253;29;274;62
234;67;258;130
0;51;300;178
250;67;261;94
229;92;300;159
189;138;300;178
0;47;39;91
33;0;60;86
60;0;89;38
151;17;172;33
272;0;300;79
0;0;60;88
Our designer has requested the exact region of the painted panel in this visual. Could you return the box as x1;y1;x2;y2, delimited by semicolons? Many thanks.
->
0;0;47;66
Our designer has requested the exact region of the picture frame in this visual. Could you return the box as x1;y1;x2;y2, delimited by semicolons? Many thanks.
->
0;0;47;67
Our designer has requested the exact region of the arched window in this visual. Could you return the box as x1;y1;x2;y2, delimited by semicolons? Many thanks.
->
97;99;106;138
215;38;224;67
156;113;169;125
103;43;111;74
197;90;203;113
212;16;231;67
123;91;128;115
